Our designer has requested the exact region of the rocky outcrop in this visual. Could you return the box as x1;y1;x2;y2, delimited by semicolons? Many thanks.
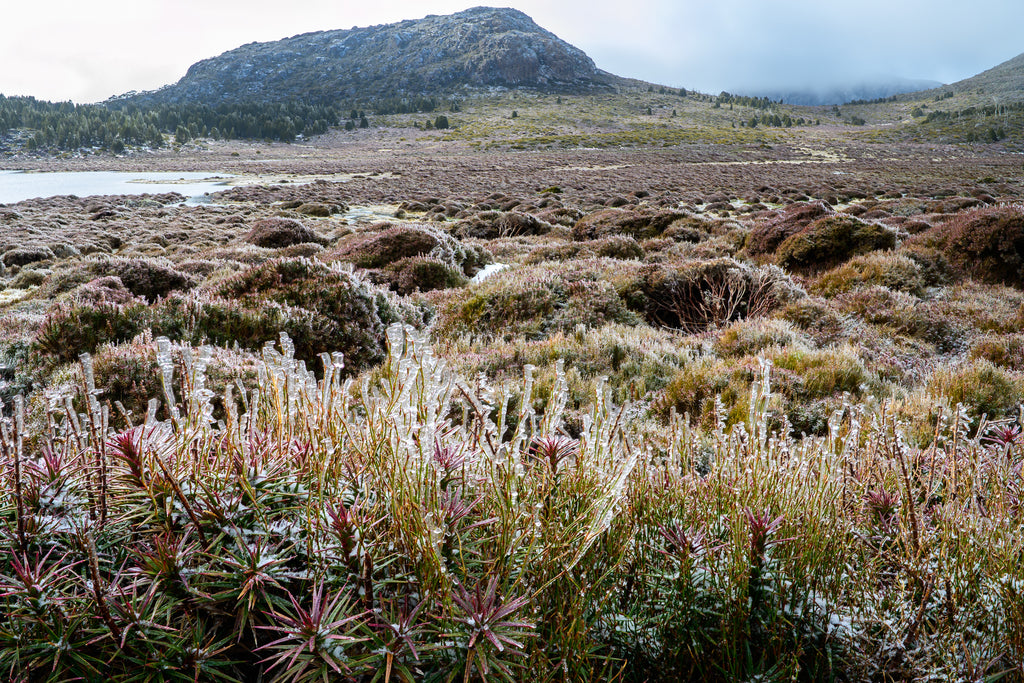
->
136;7;621;105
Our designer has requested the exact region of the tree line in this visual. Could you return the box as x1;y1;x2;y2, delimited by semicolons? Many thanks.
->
0;96;347;151
0;94;453;153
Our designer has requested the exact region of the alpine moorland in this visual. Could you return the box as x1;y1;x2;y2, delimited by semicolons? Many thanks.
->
0;7;1023;682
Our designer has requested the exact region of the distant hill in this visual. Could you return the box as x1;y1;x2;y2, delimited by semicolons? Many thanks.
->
130;7;622;106
740;77;943;106
927;51;1024;102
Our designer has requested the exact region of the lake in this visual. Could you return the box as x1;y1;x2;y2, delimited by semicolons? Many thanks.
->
0;170;237;205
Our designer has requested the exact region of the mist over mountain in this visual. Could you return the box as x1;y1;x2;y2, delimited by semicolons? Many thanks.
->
737;76;944;106
130;7;622;106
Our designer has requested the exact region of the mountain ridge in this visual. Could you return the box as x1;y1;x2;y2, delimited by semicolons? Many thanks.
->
133;7;623;106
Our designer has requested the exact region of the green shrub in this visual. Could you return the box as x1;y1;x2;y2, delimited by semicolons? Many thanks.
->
526;237;644;264
105;257;197;301
653;357;753;427
35;257;196;302
899;243;954;287
65;276;139;306
194;258;422;371
594;235;644;260
295;202;333;217
714;318;807;358
10;269;47;289
770;345;868;401
926;358;1023;424
384;256;468;295
811;252;925;297
661;215;721;243
436;263;641;341
833;286;962;352
775;297;848;347
524;243;588;264
31;301;151;366
924;282;1024;336
453;211;552;239
328;224;487;276
278;242;325;259
776;215;897;273
152;293;293;355
535;206;583;227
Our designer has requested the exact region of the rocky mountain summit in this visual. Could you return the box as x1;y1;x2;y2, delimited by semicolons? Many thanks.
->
137;7;620;105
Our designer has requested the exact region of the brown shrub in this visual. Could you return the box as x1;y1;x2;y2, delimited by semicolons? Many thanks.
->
572;208;688;241
745;201;834;256
244;218;324;249
969;333;1024;371
2;246;54;267
327;224;488;276
295;203;334;217
453;211;552;239
627;258;804;332
328;226;440;268
917;204;1024;286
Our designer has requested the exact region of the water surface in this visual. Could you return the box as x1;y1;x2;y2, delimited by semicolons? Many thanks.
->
0;170;236;205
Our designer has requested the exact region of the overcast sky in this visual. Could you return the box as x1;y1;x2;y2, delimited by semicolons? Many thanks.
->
3;1;1022;103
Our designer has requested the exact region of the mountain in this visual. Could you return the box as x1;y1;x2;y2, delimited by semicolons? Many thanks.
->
740;76;943;106
938;51;1024;101
132;7;621;105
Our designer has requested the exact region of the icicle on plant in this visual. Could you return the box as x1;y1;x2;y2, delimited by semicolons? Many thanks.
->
748;356;773;448
155;336;179;423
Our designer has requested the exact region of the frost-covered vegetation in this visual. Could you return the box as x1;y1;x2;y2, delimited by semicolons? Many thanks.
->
0;323;1021;681
2;99;1024;679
